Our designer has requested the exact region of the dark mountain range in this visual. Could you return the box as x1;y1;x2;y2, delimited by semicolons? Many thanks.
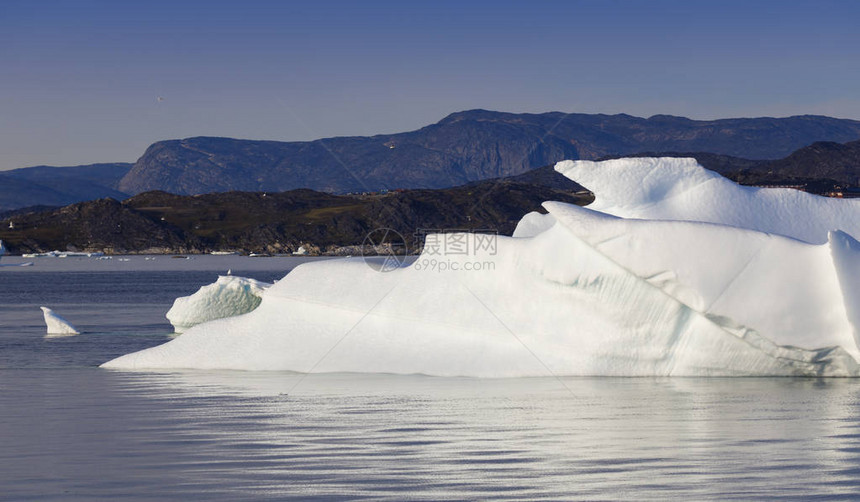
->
0;172;591;255
116;110;860;196
3;111;860;212
7;138;860;256
0;163;131;211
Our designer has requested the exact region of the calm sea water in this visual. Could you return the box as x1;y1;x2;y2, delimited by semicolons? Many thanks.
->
2;256;860;500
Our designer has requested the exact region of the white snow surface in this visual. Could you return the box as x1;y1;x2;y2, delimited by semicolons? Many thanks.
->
104;211;860;376
556;157;860;244
41;307;80;336
512;211;556;238
103;158;860;376
166;275;272;333
544;202;860;361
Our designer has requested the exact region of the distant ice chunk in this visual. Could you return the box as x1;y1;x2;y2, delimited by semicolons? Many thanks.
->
166;275;272;333
41;307;80;336
555;157;860;244
21;250;103;258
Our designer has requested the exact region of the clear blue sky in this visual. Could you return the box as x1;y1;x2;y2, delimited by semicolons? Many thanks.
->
1;0;859;170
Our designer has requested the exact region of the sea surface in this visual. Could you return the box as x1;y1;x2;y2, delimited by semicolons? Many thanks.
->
2;255;860;500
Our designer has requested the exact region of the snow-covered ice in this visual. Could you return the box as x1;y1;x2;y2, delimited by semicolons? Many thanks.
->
544;201;860;361
512;211;556;238
41;307;80;336
103;158;860;376
166;275;272;333
556;157;860;244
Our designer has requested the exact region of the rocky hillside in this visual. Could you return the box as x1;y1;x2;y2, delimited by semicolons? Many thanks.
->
116;111;860;195
7;140;860;255
0;172;591;255
762;140;860;186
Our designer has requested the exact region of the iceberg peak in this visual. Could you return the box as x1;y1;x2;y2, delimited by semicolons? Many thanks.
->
41;307;80;336
555;157;860;244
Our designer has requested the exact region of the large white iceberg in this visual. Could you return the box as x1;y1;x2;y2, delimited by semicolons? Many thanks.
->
103;158;860;376
166;275;272;333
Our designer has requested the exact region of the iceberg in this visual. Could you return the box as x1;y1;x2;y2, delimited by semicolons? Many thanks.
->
166;275;272;333
556;157;860;244
103;213;860;376
103;158;860;376
41;307;80;336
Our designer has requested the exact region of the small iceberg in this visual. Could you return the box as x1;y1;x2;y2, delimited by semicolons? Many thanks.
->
41;307;80;336
166;275;272;333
